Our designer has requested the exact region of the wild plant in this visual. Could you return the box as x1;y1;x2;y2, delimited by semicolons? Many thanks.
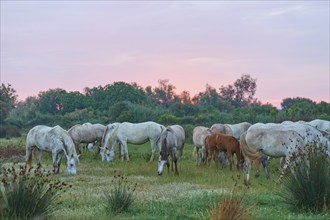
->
278;144;330;213
0;163;71;220
206;189;254;220
103;171;137;215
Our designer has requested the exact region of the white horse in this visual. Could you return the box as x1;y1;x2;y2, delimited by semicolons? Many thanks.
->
68;123;106;154
158;125;185;176
192;126;212;165
25;125;79;176
241;122;329;185
101;121;165;162
305;119;330;139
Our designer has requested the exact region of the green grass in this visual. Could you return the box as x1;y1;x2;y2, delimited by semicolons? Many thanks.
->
1;139;329;219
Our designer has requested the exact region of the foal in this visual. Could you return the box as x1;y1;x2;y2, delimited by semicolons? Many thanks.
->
205;132;244;171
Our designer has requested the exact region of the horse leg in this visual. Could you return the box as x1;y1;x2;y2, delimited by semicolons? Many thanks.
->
37;149;43;167
52;152;58;174
195;146;199;166
179;147;183;171
150;141;157;162
261;156;271;179
25;144;34;169
254;159;261;177
173;148;178;175
123;142;130;161
207;146;214;166
227;152;233;171
56;152;64;174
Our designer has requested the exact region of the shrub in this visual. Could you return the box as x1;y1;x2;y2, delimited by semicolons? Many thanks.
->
103;172;137;215
278;145;330;213
0;163;71;220
206;190;253;220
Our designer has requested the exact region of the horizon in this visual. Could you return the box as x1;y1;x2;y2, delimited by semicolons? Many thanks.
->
1;1;329;109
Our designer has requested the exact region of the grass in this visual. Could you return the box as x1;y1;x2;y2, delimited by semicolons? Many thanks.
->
1;139;329;219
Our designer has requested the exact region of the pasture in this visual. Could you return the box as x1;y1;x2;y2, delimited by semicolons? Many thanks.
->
0;138;329;219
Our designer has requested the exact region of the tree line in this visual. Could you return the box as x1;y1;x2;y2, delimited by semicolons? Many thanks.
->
1;74;329;141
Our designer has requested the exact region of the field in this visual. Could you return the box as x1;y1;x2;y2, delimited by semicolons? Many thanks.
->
0;138;329;220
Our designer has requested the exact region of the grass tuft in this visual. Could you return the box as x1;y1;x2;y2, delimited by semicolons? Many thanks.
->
0;162;71;220
206;189;254;220
102;171;137;216
278;145;330;213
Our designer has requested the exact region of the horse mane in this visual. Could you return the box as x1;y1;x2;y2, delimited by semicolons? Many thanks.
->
239;131;261;161
160;130;168;159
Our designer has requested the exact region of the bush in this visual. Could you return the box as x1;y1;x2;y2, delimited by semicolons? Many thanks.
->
206;190;253;220
0;163;71;220
103;172;137;215
278;145;330;213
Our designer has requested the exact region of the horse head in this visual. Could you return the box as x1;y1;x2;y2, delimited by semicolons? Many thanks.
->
158;131;169;176
67;154;79;176
100;146;115;162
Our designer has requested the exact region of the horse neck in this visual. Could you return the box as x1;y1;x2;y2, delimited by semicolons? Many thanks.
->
160;133;168;160
61;134;77;157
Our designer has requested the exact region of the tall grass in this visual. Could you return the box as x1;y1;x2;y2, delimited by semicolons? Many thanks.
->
0;163;71;220
205;188;254;220
278;145;330;213
102;172;137;215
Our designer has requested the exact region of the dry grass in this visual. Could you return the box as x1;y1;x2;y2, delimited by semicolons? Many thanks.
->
207;190;254;220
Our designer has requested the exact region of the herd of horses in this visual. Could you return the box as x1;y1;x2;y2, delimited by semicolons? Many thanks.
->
24;119;329;185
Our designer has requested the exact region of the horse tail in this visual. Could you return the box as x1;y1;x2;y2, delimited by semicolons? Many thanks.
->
240;131;261;161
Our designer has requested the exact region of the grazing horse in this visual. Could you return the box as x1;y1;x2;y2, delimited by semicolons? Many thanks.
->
25;125;79;176
305;119;330;139
240;122;329;185
192;126;212;165
101;121;165;162
211;122;269;178
158;125;185;176
68;123;106;154
205;132;244;171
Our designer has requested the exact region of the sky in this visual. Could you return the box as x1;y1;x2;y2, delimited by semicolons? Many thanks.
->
1;1;329;109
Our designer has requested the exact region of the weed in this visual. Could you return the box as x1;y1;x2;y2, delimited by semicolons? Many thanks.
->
102;171;137;215
206;188;254;220
0;162;71;220
278;145;330;213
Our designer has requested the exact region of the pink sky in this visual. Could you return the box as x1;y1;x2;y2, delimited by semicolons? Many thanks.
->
1;1;329;109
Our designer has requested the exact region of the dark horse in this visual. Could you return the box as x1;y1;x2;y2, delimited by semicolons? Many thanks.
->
205;132;244;171
158;125;185;176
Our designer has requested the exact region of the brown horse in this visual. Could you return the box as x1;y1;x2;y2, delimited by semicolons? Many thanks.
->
205;132;244;171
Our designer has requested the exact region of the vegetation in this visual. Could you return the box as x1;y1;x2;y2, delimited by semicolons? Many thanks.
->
278;145;330;213
1;140;329;219
103;172;137;216
1;75;329;138
206;190;254;220
0;163;71;220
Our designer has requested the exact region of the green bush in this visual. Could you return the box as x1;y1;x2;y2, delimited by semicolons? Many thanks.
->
0;163;71;220
103;172;137;215
278;145;330;213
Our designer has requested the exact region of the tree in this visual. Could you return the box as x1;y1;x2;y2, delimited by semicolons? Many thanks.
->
0;84;18;124
219;74;257;107
153;79;177;108
193;84;233;112
281;97;315;111
84;82;148;111
36;89;67;114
